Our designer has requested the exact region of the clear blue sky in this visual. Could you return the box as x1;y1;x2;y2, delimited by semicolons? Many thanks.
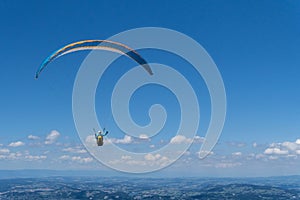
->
0;0;299;176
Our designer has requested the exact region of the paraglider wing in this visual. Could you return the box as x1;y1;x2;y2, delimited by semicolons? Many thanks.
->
35;40;153;79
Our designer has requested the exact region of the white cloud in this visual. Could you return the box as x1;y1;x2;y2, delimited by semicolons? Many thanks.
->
232;152;242;156
253;142;257;148
0;152;23;160
196;150;214;158
143;153;169;167
262;139;300;158
82;157;93;163
62;147;87;154
28;135;40;140
157;156;169;167
282;141;299;151
108;159;147;166
43;151;50;155
25;155;47;161
85;135;97;146
71;156;81;161
286;154;297;159
108;135;133;144
59;155;93;163
264;147;288;155
139;134;150;140
71;156;93;163
0;155;7;159
144;153;161;161
194;136;205;143
215;162;242;168
170;135;193;144
8;141;25;147
237;143;246;147
269;155;278;160
255;153;265;160
45;130;60;144
0;148;10;154
170;135;204;144
246;153;255;160
121;155;132;160
227;142;247;148
107;153;170;168
117;135;132;144
59;155;70;160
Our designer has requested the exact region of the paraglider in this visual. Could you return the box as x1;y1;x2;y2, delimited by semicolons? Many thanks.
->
36;40;153;147
35;39;153;79
94;128;109;146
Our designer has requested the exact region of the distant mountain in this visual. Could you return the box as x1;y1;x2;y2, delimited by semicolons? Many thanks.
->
0;169;119;179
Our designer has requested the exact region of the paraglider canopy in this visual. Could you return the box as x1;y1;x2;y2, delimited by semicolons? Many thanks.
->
35;40;153;79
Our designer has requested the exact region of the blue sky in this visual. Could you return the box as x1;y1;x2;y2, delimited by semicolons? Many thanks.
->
0;0;300;176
